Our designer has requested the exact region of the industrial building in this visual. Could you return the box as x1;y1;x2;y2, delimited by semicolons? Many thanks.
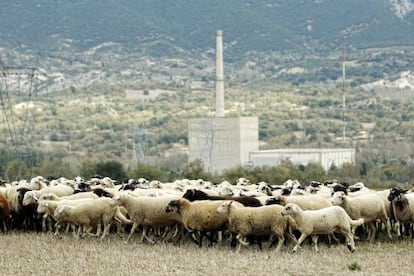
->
188;116;258;174
249;148;355;172
188;30;355;174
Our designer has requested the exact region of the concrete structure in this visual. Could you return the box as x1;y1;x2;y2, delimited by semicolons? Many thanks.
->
249;148;355;171
188;117;258;174
215;30;225;117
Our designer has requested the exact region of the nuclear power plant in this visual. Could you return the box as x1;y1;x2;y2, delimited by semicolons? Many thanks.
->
188;30;355;174
188;30;259;174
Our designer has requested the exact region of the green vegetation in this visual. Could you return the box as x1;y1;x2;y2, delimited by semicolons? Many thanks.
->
347;261;362;271
1;78;414;186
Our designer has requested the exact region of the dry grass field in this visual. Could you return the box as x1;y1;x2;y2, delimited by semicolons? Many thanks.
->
1;232;413;275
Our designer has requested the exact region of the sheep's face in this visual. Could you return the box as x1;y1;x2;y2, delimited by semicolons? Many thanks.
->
216;201;232;214
388;188;405;202
281;203;298;216
331;191;345;205
22;192;35;206
37;202;48;213
165;200;180;213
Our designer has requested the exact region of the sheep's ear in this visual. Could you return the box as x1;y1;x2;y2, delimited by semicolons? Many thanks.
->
33;194;39;201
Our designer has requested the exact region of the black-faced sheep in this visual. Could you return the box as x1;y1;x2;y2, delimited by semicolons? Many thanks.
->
281;203;364;252
387;187;414;238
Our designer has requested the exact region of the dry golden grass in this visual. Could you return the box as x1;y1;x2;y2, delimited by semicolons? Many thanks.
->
1;232;413;275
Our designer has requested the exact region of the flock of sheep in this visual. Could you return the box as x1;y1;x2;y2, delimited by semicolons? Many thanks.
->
1;175;414;253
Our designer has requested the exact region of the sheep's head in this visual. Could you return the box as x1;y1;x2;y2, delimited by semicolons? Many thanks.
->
23;191;38;206
37;202;49;213
265;197;280;206
165;200;180;213
216;200;233;214
54;205;69;216
388;187;406;202
281;203;299;216
331;191;346;206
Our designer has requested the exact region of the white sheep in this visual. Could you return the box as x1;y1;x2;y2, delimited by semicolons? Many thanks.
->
331;191;392;241
53;197;118;240
22;184;75;206
165;198;228;247
281;203;365;252
112;193;182;243
37;197;96;234
216;200;297;252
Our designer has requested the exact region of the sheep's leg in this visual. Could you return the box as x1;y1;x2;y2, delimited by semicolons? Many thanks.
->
95;222;102;237
141;225;155;244
54;222;62;236
368;222;376;242
341;230;356;252
311;235;319;252
47;216;54;232
100;223;111;241
285;229;298;244
205;231;217;246
293;233;308;252
236;234;248;253
274;234;285;252
41;214;48;232
125;222;139;243
385;219;392;240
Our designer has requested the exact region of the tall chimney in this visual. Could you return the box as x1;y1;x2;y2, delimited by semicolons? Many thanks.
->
215;30;225;117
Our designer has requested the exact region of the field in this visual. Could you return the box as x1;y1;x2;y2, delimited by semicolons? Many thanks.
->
1;232;413;275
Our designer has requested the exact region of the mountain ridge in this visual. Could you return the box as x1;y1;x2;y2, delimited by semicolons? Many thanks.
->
1;0;414;57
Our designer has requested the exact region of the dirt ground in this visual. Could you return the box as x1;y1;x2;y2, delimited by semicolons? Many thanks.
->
1;232;413;275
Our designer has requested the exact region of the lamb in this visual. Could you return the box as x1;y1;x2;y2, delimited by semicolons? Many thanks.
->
281;203;365;252
331;191;392;241
165;198;228;247
216;200;297;252
112;193;183;243
387;187;414;238
53;197;119;240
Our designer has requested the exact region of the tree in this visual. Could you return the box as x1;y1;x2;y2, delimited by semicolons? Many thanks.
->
130;162;165;181
95;160;127;181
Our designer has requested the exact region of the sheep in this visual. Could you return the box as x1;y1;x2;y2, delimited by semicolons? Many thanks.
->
112;193;183;244
387;187;414;238
265;194;332;210
36;192;100;232
4;185;43;231
0;192;10;232
22;184;75;207
53;197;119;240
331;191;392;241
216;200;297;252
37;197;96;234
182;189;262;207
165;198;228;247
281;203;365;252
